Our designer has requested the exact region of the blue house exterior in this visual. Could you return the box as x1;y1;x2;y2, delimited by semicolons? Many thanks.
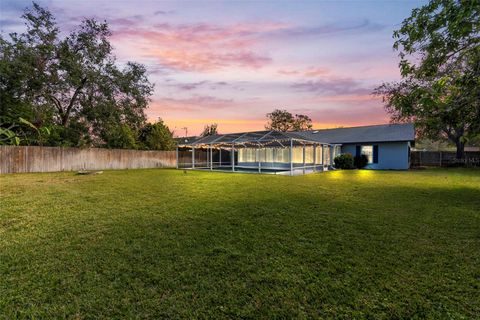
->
177;123;415;173
340;142;411;170
296;123;415;170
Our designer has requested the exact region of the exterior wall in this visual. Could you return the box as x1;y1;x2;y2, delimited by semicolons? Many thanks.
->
0;146;176;174
341;142;410;170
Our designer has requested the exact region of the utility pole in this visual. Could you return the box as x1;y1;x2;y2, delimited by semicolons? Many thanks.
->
181;127;188;138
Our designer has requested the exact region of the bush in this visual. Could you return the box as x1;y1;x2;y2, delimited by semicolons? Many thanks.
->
103;124;138;149
138;120;175;151
334;153;355;169
354;154;369;169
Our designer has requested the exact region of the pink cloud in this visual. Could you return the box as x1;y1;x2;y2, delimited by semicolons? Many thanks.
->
148;96;235;115
143;49;270;72
295;96;389;126
111;22;287;72
106;19;393;133
167;80;229;91
313;105;389;126
292;78;371;95
278;67;330;77
278;69;301;76
304;67;329;77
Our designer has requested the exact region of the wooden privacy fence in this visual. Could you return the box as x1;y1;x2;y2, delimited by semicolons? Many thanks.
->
411;151;480;167
0;146;176;174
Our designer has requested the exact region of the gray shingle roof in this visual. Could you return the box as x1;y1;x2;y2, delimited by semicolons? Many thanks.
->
176;123;415;146
295;123;415;144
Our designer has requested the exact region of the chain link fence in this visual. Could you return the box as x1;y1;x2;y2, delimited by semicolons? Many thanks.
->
411;151;480;167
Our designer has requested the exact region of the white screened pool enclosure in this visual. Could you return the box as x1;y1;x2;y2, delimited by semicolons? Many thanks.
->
176;130;341;175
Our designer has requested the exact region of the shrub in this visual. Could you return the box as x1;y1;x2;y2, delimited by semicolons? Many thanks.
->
103;124;138;149
138;120;176;151
354;154;369;169
334;153;355;169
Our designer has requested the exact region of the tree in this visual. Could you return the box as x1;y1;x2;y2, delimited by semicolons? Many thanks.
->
103;124;138;149
265;109;294;132
138;120;175;151
201;123;218;137
265;109;313;131
374;0;480;159
0;2;154;147
292;114;313;131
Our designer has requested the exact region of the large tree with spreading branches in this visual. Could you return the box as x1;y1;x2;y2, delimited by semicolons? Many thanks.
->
0;2;154;147
374;0;480;159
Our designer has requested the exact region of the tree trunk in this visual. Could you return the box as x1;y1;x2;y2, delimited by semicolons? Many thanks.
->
455;139;465;160
62;77;88;127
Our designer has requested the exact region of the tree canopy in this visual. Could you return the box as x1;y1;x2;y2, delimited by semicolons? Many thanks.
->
200;123;218;137
138;120;175;151
265;109;313;132
375;0;480;159
0;2;162;149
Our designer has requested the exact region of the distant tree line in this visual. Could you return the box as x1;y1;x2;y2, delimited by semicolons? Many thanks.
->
0;2;175;150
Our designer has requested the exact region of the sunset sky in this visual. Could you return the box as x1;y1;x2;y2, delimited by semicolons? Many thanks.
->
1;0;426;136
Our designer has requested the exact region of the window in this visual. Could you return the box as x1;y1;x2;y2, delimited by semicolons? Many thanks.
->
323;146;331;165
292;147;303;163
361;145;373;164
304;146;314;163
315;146;323;164
238;147;291;163
333;145;341;159
238;148;255;162
235;146;323;164
274;148;289;163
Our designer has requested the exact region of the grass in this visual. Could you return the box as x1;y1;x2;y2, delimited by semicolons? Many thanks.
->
1;168;479;319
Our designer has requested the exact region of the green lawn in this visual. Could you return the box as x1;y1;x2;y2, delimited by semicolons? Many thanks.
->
1;169;479;319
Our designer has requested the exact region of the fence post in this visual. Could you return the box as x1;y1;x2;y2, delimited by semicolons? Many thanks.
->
192;146;195;169
439;151;442;167
290;139;294;176
302;144;306;175
176;146;179;169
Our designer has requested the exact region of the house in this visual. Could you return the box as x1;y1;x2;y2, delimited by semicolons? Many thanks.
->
176;123;415;174
296;123;415;170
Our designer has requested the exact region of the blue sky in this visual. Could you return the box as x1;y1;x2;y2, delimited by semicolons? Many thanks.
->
0;0;427;135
